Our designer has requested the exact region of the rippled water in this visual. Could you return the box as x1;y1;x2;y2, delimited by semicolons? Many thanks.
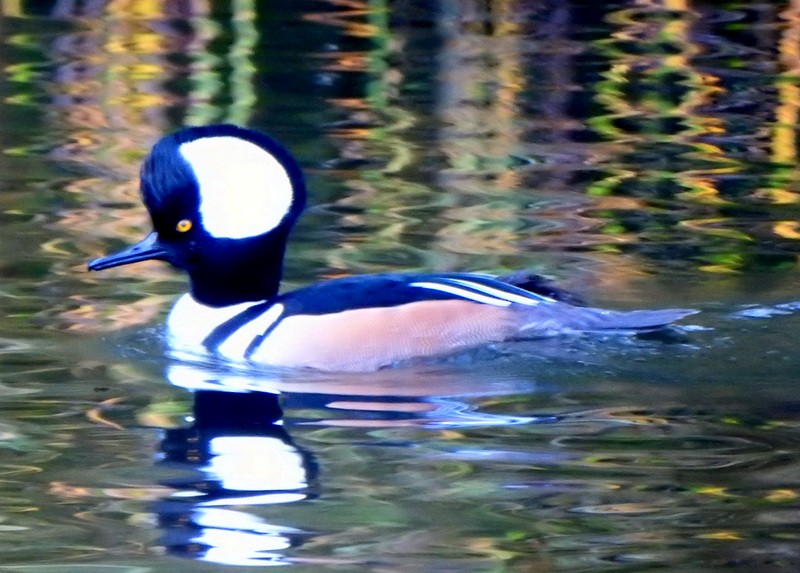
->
3;1;800;571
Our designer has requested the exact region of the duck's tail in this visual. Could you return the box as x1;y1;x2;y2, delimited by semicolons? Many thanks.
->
516;304;697;337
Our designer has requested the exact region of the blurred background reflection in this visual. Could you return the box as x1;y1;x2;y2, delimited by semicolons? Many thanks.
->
3;1;800;570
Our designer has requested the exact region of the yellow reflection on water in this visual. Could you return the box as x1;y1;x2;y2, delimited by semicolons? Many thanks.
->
762;0;800;207
304;0;383;39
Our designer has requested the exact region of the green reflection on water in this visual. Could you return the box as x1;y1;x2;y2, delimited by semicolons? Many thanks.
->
1;1;800;571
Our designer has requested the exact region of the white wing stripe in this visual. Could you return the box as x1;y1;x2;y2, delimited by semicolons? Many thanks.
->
449;278;543;306
409;282;511;307
217;304;285;360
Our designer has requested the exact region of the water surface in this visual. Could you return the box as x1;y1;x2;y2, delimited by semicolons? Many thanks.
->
2;1;800;571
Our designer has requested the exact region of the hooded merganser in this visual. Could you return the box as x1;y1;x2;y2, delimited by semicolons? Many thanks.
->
88;124;695;372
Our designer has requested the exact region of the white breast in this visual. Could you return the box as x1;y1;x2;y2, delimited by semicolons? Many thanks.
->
166;294;285;364
216;303;284;360
166;294;258;358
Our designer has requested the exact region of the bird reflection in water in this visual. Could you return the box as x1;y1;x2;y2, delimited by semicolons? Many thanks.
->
156;384;316;566
155;361;542;566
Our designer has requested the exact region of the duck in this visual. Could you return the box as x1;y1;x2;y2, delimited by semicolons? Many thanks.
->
88;124;696;372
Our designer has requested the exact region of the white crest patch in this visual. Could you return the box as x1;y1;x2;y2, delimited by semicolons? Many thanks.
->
179;136;294;239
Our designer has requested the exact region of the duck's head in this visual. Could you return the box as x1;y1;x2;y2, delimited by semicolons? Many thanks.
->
88;124;306;307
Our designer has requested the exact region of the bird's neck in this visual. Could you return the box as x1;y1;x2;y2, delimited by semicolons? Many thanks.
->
188;234;289;308
190;267;283;308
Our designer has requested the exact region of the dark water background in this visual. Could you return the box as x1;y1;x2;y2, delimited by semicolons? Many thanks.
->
3;0;800;570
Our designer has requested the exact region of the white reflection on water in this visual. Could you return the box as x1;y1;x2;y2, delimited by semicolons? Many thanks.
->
165;360;541;428
206;436;308;492
190;507;300;567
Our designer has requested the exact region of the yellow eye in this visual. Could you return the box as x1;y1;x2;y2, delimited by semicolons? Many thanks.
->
176;219;192;233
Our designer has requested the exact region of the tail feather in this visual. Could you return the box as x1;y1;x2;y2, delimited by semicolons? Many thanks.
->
517;304;697;336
